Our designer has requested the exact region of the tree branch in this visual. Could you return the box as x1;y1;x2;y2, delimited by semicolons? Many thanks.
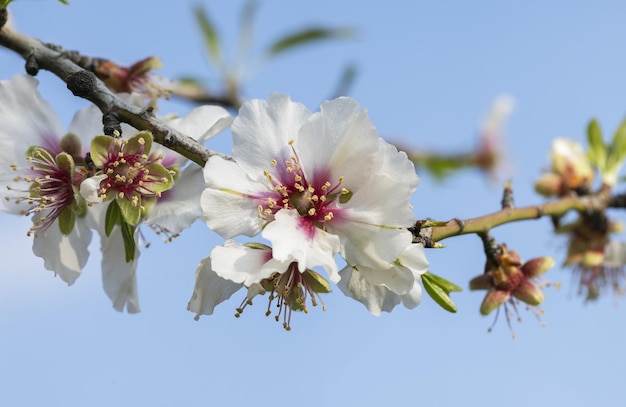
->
0;17;229;167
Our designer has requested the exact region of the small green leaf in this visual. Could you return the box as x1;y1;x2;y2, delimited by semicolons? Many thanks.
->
586;119;606;170
58;0;69;4
422;272;459;313
424;271;462;294
267;27;354;57
193;5;222;66
120;221;136;263
105;201;121;237
606;118;626;171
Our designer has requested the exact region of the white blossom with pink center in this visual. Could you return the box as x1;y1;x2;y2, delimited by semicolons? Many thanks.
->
201;94;421;293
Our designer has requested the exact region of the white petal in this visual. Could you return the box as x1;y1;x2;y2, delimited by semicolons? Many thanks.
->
377;139;420;192
187;255;243;319
79;174;107;203
355;262;414;295
337;265;401;316
334;223;412;270
262;209;340;282
32;216;92;285
210;240;287;286
99;223;140;313
0;75;63;158
397;243;430;274
201;156;265;238
232;94;312;177
144;165;204;233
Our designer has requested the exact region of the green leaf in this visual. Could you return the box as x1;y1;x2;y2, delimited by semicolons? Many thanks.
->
120;221;137;263
606;118;626;171
424;271;462;294
586;119;606;170
58;0;69;4
193;5;222;66
105;201;121;237
422;272;459;313
1;0;14;7
266;27;354;57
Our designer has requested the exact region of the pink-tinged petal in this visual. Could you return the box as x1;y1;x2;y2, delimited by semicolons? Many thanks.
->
31;215;92;285
337;265;402;316
145;165;204;233
201;156;266;238
480;290;510;315
187;255;243;319
99;223;140;313
210;240;286;286
262;209;340;282
232;94;312;177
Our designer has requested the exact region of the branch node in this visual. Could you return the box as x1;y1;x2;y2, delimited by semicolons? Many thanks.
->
25;53;40;76
163;131;175;147
0;8;8;30
66;70;97;98
102;112;122;138
452;217;465;232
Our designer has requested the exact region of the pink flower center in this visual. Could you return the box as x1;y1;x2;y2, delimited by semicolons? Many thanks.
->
257;141;349;228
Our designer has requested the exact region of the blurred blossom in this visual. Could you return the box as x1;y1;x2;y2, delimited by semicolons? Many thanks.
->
475;94;515;177
535;138;594;196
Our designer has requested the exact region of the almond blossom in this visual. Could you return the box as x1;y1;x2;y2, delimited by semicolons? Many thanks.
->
201;94;423;298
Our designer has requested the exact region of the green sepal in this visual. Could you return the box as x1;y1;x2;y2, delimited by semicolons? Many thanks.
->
120;221;137;263
586;119;606;171
105;200;121;237
244;242;272;251
339;190;353;204
90;135;113;167
117;194;142;225
57;206;76;235
424;271;462;293
422;272;459;313
126;131;153;156
55;151;75;174
302;270;331;294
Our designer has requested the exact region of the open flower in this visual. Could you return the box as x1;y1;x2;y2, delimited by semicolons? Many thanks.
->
187;240;331;330
470;245;554;315
0;74;95;284
201;94;419;282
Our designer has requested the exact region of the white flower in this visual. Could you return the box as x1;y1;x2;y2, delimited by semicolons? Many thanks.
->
201;94;419;283
0;74;95;284
188;240;331;330
338;243;429;315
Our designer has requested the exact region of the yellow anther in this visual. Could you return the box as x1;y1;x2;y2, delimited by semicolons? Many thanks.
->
138;137;146;145
271;159;278;166
308;208;316;216
341;188;349;194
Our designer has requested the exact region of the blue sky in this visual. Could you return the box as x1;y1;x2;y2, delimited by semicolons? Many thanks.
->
1;1;626;406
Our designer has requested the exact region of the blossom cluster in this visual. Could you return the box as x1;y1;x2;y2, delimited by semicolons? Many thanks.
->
0;75;428;328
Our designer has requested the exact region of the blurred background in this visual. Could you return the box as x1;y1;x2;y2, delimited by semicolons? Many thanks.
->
1;1;625;406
